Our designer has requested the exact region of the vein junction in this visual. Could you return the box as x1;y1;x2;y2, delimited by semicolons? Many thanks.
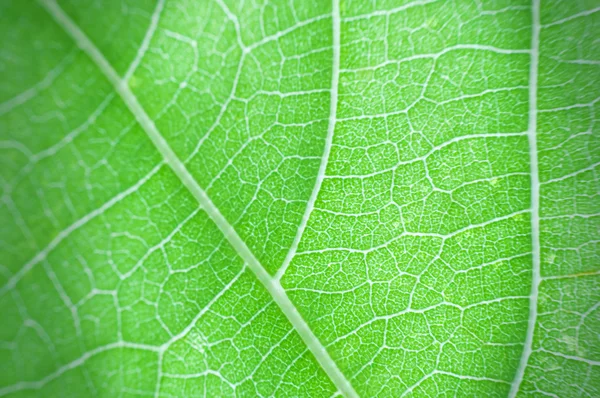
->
38;0;357;396
1;0;598;397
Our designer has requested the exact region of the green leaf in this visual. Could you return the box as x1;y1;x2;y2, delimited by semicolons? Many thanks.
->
1;0;598;397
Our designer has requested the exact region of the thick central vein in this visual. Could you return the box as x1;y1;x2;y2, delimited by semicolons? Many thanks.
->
39;0;358;396
509;1;541;396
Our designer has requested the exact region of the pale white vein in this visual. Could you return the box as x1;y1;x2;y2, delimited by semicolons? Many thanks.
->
509;0;541;396
38;1;358;396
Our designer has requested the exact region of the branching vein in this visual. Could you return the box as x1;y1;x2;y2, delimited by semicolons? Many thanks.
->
38;0;358;396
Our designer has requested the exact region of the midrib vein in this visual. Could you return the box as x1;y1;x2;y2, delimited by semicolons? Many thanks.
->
39;1;358;397
275;0;341;282
509;0;541;396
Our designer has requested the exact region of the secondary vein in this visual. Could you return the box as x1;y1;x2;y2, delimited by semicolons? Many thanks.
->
39;1;358;396
275;0;342;282
124;0;165;80
509;1;541;396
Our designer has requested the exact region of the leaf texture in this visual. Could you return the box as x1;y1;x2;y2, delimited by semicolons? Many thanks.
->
0;0;598;397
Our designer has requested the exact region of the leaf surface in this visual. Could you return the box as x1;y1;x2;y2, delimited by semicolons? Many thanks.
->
0;0;598;397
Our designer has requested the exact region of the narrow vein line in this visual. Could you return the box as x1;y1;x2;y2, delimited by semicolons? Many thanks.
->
124;0;165;80
536;349;600;367
342;0;439;21
510;1;541;397
0;162;163;296
542;6;600;28
0;50;76;116
161;266;246;349
0;341;161;395
39;1;358;396
153;266;247;398
275;0;341;282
